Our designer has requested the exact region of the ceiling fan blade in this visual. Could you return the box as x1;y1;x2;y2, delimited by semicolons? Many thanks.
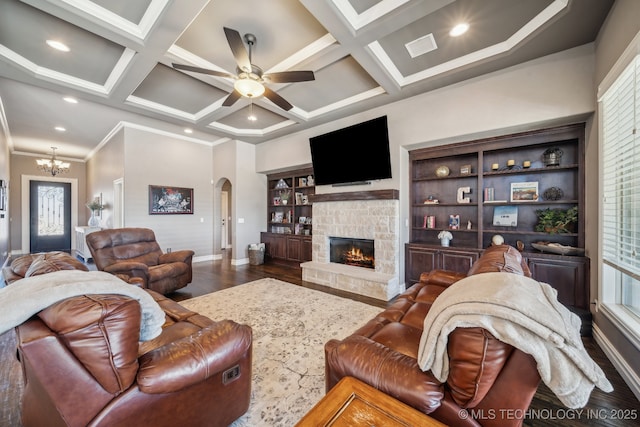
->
223;27;252;73
265;71;315;83
172;63;235;79
263;87;293;111
222;89;243;107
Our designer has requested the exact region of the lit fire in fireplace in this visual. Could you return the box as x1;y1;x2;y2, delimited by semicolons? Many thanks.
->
344;246;375;268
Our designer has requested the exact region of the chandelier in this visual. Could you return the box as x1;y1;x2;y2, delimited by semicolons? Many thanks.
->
36;147;70;176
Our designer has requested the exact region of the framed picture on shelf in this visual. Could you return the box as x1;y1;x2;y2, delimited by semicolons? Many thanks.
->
298;177;307;187
449;214;460;229
493;206;518;226
510;181;539;202
149;185;193;214
274;212;284;223
295;192;303;205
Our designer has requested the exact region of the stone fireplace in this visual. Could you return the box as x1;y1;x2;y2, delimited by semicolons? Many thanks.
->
301;190;403;301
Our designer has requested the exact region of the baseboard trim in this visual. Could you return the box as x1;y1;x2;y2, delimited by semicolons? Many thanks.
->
193;255;215;263
232;257;249;266
592;323;640;401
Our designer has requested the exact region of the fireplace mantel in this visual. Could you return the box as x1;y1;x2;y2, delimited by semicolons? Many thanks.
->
310;189;398;203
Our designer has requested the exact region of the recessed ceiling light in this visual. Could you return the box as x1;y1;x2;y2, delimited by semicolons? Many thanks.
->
46;40;70;52
248;114;257;122
184;128;193;134
63;96;78;104
450;23;469;37
54;126;66;132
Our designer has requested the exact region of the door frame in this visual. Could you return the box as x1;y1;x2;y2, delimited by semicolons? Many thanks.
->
113;177;124;228
221;190;229;249
21;175;78;254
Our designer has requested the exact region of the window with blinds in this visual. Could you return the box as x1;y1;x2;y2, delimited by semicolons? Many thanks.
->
601;54;640;318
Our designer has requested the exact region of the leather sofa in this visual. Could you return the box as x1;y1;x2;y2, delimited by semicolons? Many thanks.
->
16;288;252;427
325;244;542;427
85;228;194;294
2;251;89;285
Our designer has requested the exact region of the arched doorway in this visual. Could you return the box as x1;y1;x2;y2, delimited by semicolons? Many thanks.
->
213;178;232;260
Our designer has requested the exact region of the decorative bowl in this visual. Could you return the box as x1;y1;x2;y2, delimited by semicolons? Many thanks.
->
531;242;584;256
435;165;450;177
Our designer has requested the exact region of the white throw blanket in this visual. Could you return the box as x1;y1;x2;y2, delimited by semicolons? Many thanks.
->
417;272;613;408
0;270;165;341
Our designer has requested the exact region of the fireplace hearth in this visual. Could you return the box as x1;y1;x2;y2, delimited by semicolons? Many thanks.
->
330;237;374;269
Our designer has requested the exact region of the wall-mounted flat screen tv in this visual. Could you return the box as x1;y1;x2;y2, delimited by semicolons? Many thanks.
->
309;116;392;186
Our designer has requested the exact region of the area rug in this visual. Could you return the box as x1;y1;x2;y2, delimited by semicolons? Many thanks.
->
180;278;382;426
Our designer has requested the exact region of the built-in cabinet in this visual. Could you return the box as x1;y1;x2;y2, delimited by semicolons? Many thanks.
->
407;124;590;321
261;168;315;264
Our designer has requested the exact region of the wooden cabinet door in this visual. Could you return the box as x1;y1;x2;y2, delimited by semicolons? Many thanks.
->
302;237;313;262
262;232;287;260
405;244;438;286
287;236;302;261
527;255;589;310
440;249;479;273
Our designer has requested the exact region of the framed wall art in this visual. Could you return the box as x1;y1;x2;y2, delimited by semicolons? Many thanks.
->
510;181;539;202
149;185;193;214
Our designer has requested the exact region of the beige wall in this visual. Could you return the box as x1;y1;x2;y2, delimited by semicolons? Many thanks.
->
117;126;215;258
212;140;266;263
86;128;125;229
591;0;640;397
0;122;8;267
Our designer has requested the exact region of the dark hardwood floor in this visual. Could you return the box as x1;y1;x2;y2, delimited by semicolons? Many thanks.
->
1;250;637;426
166;251;388;308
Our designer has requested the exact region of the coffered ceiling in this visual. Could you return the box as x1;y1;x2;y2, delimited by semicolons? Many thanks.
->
0;0;614;160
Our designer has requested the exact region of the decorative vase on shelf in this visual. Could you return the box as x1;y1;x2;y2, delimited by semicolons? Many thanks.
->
440;238;450;247
88;210;100;227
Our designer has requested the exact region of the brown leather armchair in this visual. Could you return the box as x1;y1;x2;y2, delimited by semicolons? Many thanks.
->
16;289;252;427
86;228;194;295
325;245;541;427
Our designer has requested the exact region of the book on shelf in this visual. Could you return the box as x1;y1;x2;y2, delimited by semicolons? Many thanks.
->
484;187;495;201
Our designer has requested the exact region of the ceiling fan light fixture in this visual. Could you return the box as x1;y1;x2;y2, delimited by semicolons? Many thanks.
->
234;77;265;98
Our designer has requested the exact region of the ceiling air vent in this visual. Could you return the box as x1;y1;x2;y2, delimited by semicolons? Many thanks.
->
405;33;437;58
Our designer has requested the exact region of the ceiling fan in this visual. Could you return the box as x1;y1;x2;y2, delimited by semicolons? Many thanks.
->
172;27;315;111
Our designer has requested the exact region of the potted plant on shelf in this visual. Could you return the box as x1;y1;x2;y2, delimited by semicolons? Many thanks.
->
279;189;291;205
535;206;578;234
437;230;453;247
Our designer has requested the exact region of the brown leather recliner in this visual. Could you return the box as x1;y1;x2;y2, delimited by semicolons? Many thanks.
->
86;228;194;295
16;289;252;427
325;244;542;427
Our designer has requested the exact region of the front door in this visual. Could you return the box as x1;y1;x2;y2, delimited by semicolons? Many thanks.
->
30;180;71;253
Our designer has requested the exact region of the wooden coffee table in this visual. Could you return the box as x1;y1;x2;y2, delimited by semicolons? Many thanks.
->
296;376;447;426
